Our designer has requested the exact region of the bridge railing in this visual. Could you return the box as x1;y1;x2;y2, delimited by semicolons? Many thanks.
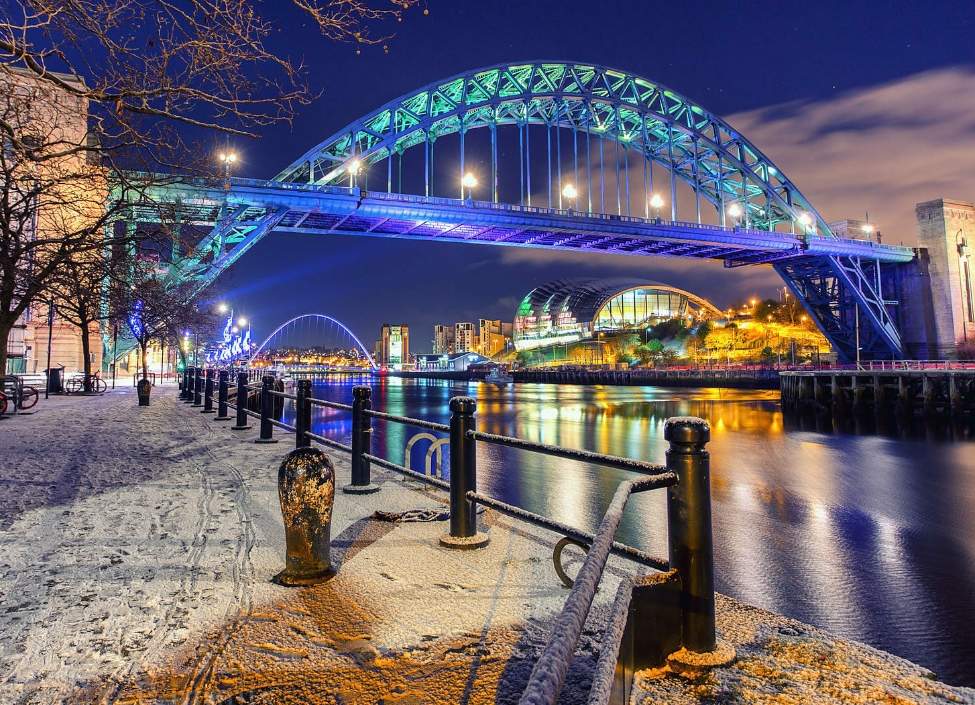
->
180;367;727;704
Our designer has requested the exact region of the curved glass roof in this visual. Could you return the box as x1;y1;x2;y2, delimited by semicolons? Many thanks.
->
513;277;720;351
515;278;674;324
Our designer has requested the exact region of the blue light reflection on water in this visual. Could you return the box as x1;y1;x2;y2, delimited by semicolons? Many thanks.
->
287;375;975;687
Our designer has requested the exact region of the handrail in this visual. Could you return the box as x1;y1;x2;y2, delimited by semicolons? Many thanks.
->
191;370;721;705
470;429;667;475
519;474;666;704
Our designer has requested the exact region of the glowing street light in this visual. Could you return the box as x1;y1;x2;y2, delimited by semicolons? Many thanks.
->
219;152;237;178
462;172;478;200
797;212;814;234
727;203;743;223
348;158;362;188
562;183;577;212
650;193;664;219
218;303;229;313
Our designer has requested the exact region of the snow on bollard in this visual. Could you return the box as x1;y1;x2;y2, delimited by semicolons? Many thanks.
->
273;446;337;586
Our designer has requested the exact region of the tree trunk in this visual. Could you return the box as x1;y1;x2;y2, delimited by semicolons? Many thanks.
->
80;323;93;393
140;341;149;381
0;318;11;376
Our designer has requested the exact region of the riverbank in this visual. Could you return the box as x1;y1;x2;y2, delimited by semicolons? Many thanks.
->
1;388;972;704
394;368;780;389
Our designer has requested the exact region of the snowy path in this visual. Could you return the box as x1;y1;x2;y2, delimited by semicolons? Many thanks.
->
3;386;973;705
0;387;610;704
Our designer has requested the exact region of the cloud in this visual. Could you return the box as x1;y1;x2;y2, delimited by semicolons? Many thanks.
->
726;67;975;246
496;67;975;304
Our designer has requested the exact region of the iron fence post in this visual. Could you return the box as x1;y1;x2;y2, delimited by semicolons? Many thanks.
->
231;372;251;430
255;375;278;444
440;396;489;549
344;385;379;493
664;416;716;653
295;379;312;449
192;368;203;407
202;369;215;413
215;370;230;420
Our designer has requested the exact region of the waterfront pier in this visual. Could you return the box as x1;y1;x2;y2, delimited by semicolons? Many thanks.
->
781;368;975;417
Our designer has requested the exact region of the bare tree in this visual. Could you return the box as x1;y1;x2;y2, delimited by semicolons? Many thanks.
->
0;0;421;373
124;261;219;381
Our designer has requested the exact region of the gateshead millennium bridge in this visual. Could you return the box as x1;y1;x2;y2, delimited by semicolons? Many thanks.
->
118;61;919;362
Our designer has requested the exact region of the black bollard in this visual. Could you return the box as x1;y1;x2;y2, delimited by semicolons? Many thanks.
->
202;370;216;413
192;368;203;407
664;416;718;654
179;367;188;400
273;446;336;586
215;370;231;420
136;377;151;406
295;379;312;449
440;396;489;549
183;367;195;402
343;386;379;494
231;372;251;430
255;375;278;444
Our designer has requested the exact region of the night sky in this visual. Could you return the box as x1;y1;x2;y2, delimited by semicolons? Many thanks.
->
217;0;975;352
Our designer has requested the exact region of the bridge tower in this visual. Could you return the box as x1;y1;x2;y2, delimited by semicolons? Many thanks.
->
901;199;975;359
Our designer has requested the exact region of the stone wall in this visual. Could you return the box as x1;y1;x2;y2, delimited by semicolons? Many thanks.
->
914;198;975;358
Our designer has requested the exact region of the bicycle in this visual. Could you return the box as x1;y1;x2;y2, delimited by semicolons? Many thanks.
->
65;372;107;394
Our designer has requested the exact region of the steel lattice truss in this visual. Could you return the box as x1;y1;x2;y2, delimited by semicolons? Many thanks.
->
115;62;921;362
277;61;829;236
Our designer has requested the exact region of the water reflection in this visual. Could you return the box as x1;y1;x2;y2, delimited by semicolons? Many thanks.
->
294;376;975;688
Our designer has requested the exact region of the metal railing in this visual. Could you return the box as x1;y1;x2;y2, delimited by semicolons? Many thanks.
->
181;367;722;704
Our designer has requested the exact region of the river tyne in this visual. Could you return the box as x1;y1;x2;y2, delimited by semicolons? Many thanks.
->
283;375;975;687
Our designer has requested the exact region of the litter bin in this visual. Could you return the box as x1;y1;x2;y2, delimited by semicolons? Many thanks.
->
45;366;64;394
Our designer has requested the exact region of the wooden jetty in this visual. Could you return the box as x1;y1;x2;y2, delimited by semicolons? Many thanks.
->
780;369;975;416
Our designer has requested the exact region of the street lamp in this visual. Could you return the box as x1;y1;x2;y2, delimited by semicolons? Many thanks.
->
562;183;577;212
862;223;874;240
797;212;814;235
462;172;478;201
650;193;664;220
219;152;237;179
727;202;743;225
348;158;361;188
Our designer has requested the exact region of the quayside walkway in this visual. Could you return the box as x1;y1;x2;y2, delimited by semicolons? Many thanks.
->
1;387;973;704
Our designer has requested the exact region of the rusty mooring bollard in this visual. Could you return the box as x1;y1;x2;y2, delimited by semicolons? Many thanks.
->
273;446;336;586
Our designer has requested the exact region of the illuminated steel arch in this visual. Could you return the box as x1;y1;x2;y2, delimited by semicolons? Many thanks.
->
248;314;378;369
276;60;829;238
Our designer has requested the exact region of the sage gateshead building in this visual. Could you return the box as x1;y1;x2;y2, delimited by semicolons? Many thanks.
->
513;278;721;351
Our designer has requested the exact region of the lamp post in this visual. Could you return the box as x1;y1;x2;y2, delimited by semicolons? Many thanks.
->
562;183;577;212
348;158;361;189
462;172;478;201
219;151;237;182
798;212;814;245
650;193;664;221
727;202;743;226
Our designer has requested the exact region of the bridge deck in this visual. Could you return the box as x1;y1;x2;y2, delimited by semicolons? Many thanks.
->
133;177;915;267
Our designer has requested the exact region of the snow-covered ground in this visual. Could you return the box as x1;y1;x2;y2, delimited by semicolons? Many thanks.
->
1;387;972;704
